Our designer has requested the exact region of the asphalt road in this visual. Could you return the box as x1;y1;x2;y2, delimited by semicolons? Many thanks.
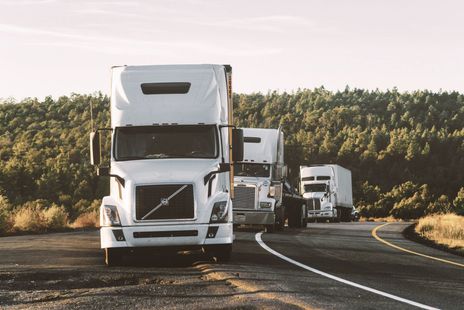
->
0;222;463;309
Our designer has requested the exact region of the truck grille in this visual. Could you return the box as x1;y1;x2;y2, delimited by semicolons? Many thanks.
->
136;184;194;220
233;185;256;210
307;198;321;210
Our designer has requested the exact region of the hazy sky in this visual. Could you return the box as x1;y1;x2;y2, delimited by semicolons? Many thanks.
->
1;0;463;100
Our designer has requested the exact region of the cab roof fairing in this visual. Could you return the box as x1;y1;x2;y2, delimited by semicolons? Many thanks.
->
240;128;284;164
110;64;230;127
300;166;334;179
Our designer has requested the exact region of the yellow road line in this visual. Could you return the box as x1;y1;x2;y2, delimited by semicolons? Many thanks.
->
372;222;464;268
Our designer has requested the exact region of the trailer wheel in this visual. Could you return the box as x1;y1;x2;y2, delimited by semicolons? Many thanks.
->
207;244;232;263
104;248;124;267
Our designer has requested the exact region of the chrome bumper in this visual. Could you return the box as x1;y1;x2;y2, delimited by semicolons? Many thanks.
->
307;210;335;218
233;210;275;225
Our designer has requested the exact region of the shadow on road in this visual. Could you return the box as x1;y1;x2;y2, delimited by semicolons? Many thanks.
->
114;249;214;268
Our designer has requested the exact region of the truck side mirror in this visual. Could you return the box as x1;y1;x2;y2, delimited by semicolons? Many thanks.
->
90;131;101;166
232;128;244;162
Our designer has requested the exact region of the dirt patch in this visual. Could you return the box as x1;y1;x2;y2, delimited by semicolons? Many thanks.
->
0;270;174;290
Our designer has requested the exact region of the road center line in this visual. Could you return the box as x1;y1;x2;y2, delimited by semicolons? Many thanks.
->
372;223;464;268
255;232;439;310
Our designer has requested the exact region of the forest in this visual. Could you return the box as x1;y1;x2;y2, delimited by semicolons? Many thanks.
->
1;88;464;232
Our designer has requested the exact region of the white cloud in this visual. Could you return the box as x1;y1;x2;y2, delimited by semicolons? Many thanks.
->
0;23;282;56
166;15;314;33
0;0;59;5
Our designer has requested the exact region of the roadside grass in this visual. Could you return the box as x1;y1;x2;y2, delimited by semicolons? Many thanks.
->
71;210;100;229
0;199;100;236
415;213;464;252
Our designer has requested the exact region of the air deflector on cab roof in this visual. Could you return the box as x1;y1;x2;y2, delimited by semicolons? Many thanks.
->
141;82;191;95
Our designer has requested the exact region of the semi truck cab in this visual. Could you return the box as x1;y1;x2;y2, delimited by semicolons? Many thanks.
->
232;128;286;232
90;64;244;266
300;165;353;222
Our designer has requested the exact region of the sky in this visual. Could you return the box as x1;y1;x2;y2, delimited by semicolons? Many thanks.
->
0;0;463;100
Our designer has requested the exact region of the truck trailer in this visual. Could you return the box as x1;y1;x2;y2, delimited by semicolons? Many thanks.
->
90;64;244;266
300;165;353;222
232;128;286;232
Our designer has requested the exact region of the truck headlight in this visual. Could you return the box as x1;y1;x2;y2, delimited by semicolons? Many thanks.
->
102;205;121;226
323;206;332;210
259;202;272;208
210;201;228;223
268;186;275;197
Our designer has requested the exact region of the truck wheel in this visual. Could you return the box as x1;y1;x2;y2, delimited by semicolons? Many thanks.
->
288;206;299;228
290;205;304;228
104;248;124;267
207;244;232;263
301;204;307;228
341;208;350;222
275;207;285;231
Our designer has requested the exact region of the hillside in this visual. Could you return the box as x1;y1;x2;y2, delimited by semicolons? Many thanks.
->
0;89;463;225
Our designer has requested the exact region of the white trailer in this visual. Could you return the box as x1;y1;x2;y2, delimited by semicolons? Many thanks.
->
90;64;244;266
300;165;353;222
232;128;286;232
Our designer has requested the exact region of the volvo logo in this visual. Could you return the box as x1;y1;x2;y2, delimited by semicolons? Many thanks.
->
160;198;169;206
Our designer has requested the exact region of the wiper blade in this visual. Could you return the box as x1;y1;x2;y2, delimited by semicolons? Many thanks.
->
145;153;173;159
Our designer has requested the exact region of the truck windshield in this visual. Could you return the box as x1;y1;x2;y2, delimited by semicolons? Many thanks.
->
114;125;218;160
304;184;327;193
234;163;270;177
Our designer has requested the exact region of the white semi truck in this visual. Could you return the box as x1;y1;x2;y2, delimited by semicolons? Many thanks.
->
300;165;353;222
90;64;244;266
232;128;286;232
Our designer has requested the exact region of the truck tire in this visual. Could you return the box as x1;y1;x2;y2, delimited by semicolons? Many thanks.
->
288;205;304;228
275;207;285;231
301;204;307;228
341;208;351;222
288;206;298;228
207;244;232;263
104;248;124;267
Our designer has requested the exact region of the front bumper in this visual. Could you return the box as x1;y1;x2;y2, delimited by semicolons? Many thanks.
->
307;210;336;219
233;210;275;225
101;223;233;249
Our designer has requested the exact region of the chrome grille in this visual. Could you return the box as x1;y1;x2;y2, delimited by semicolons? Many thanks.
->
136;184;194;220
307;198;321;210
233;185;256;210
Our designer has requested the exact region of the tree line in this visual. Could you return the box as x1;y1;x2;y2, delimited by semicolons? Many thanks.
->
0;88;463;231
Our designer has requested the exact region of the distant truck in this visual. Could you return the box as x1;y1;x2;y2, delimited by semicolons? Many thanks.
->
299;165;353;222
89;64;244;266
232;128;308;231
233;128;286;232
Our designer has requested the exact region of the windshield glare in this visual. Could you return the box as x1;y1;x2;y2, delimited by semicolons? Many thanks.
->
234;163;270;178
115;125;218;160
304;183;327;193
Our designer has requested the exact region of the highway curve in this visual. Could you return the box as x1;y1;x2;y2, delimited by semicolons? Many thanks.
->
0;222;463;309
